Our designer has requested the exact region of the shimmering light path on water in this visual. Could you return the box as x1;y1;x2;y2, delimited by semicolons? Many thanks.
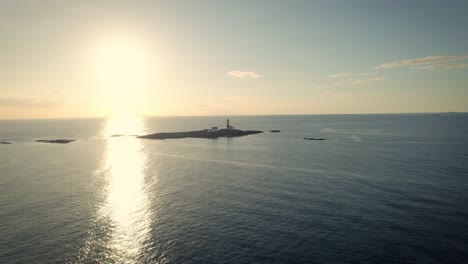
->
77;117;153;262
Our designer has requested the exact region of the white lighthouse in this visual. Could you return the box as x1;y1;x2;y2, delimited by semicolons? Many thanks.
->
226;118;235;130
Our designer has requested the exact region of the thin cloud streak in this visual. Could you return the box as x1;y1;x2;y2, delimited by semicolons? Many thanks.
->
321;72;385;88
377;55;468;69
329;72;352;78
227;71;262;79
349;77;385;85
0;97;64;107
331;77;385;87
416;63;468;70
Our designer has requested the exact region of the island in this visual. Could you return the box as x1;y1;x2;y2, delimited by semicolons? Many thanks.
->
138;118;262;140
1;141;11;144
36;139;76;144
270;130;281;133
304;137;326;141
138;129;262;140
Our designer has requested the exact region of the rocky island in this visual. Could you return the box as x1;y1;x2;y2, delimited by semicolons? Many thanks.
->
138;129;262;140
138;118;262;140
304;137;326;141
36;139;76;144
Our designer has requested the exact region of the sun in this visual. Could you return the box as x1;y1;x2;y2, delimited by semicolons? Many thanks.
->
95;39;151;117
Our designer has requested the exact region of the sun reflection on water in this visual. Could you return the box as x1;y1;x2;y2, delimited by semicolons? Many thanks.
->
100;116;151;262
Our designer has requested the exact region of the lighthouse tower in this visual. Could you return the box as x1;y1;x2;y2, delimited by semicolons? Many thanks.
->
226;118;234;130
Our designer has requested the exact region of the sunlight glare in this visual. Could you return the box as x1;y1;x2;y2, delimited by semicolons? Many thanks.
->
101;116;152;261
95;39;151;117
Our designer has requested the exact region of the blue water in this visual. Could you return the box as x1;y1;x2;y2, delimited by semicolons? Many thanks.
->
1;114;467;263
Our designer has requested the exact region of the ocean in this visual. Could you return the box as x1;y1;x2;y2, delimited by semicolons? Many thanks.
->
0;114;467;264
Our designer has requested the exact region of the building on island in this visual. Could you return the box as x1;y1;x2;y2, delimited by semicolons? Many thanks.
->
205;118;234;132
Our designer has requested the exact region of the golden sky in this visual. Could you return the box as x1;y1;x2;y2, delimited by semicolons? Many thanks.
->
1;1;467;119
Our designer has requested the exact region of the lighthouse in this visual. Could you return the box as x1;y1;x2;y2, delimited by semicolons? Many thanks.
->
226;118;235;130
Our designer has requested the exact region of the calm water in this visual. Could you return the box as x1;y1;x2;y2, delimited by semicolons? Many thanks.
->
1;114;467;264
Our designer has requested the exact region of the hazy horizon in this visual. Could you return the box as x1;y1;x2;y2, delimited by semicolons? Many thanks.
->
1;0;467;119
1;111;467;121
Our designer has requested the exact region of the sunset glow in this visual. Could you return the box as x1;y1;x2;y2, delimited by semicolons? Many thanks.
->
0;1;467;118
94;39;151;117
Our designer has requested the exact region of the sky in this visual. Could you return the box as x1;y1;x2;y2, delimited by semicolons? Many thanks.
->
0;0;467;119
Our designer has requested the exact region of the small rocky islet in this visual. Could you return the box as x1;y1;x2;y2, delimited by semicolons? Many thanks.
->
36;139;76;144
303;137;326;141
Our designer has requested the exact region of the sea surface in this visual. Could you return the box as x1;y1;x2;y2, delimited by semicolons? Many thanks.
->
1;114;467;264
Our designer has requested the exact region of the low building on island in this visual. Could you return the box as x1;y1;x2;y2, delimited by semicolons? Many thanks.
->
207;126;218;132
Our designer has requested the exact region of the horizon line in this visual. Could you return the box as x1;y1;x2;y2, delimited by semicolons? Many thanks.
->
0;111;466;121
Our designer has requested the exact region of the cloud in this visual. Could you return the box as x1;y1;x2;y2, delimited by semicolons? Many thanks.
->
415;63;468;70
0;97;64;108
227;71;262;79
329;72;352;78
348;77;385;85
376;55;468;69
318;73;385;89
328;72;369;79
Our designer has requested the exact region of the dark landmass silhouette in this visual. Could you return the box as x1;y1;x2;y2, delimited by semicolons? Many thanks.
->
36;139;76;144
138;129;263;140
304;137;326;141
270;130;281;133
